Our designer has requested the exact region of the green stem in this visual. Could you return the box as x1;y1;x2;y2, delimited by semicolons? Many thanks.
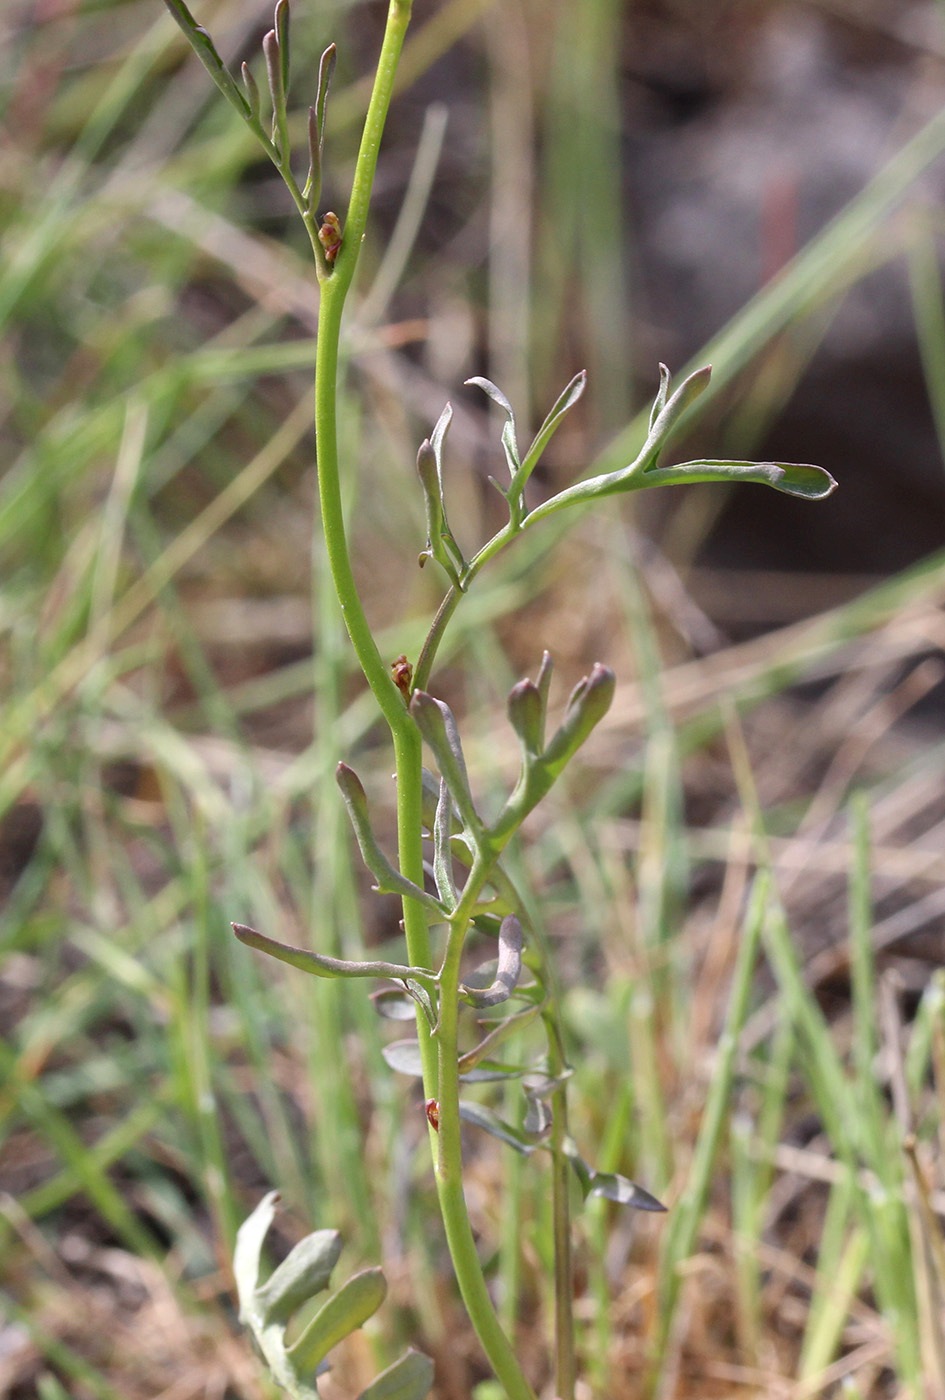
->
414;519;517;691
311;0;435;1072
547;1017;576;1400
335;0;414;298
310;6;532;1390
434;867;538;1400
491;865;576;1398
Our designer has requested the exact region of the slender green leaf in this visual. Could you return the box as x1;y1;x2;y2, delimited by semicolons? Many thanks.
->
257;1229;343;1326
286;1268;388;1372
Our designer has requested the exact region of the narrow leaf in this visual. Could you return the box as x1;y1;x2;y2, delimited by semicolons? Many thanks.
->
234;1190;279;1316
241;62;261;122
417;439;446;570
514;369;587;497
648;362;671;431
588;1171;667;1212
432;778;457;908
522;1088;552;1138
232;923;435;985
564;1144;593;1200
430;399;453;463
263;28;282;145
507;679;544;758
304;44;337;208
466;375;520;474
336;763;443;910
541;663;616;771
409;693;482;841
466;375;514;419
257;1230;343;1325
274;0;290;102
641;363;713;471
403;978;438;1029
535;650;553;728
458;1100;536;1154
416;438;462;585
161;0;251;118
286;1268;387;1373
456;1003;543;1075
459;915;523;1007
640;457;838;501
314;44;336;156
458;1060;532;1083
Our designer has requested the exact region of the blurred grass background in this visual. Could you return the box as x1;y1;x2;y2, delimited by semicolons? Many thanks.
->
2;0;945;1397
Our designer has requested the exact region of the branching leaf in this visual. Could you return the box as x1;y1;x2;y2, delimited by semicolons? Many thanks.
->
232;1196;432;1400
491;663;616;844
526;362;837;524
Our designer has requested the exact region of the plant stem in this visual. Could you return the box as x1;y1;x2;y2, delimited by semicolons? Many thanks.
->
435;870;539;1400
492;865;576;1398
310;6;534;1391
414;519;518;691
311;0;436;1082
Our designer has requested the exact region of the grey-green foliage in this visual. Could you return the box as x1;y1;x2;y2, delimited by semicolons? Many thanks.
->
234;1192;434;1400
503;362;836;531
